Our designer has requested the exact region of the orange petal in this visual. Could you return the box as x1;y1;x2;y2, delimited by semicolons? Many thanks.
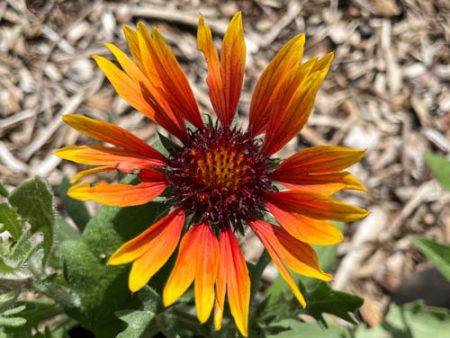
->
273;225;332;281
214;240;226;331
266;202;343;245
262;53;334;155
251;220;331;283
93;55;187;141
197;15;226;123
109;209;185;292
273;146;365;176
198;12;245;127
68;181;166;206
108;209;184;265
163;225;200;307
273;171;366;195
69;165;115;183
249;34;305;136
123;25;143;69
162;223;220;323
61;114;166;161
220;12;246;127
55;145;164;173
264;190;368;222
105;39;188;141
138;24;204;130
249;219;306;307
217;229;250;337
194;224;219;323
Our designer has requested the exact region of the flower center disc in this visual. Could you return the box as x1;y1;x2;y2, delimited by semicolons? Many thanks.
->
165;127;273;228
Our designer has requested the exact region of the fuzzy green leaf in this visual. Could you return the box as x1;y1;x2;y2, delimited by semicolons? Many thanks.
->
59;177;90;231
62;201;166;338
9;178;55;260
0;203;21;240
115;286;162;338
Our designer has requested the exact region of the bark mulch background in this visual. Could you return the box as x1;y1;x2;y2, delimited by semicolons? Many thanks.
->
1;0;450;328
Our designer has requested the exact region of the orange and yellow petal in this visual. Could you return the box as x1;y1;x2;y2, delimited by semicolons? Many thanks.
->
197;16;226;123
123;24;143;69
264;190;368;222
136;24;204;130
163;226;200;306
266;201;343;245
163;224;219;324
215;229;250;337
194;224;220;323
61;114;166;161
108;209;185;292
55;145;163;172
69;165;115;183
108;209;184;265
68;180;166;207
251;219;331;300
249;219;306;307
92;55;187;141
274;171;366;195
198;12;245;127
249;34;305;136
262;53;334;155
273;146;365;176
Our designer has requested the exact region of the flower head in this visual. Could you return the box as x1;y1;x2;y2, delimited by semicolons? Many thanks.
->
56;12;367;336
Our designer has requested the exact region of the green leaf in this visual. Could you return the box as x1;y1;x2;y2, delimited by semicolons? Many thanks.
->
59;177;90;231
0;316;26;327
0;203;21;240
54;216;81;243
0;183;8;197
152;139;170;157
249;250;271;301
115;286;163;338
412;236;450;281
355;301;450;338
425;152;450;191
2;305;25;316
267;320;345;338
157;132;181;154
306;282;363;325
62;201;166;337
13;300;61;329
9;177;55;260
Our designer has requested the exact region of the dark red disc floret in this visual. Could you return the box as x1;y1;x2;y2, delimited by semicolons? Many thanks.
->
165;127;275;229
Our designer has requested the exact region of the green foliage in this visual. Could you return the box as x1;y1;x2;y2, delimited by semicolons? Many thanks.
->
425;152;450;191
0;203;21;240
9;177;55;260
0;183;8;197
306;282;363;325
59;177;90;231
412;236;450;281
355;301;450;338
0;292;26;328
157;131;181;154
115;286;160;338
61;201;166;337
267;320;348;338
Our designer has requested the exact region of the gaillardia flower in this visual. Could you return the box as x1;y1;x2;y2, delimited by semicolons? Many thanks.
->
56;12;367;336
